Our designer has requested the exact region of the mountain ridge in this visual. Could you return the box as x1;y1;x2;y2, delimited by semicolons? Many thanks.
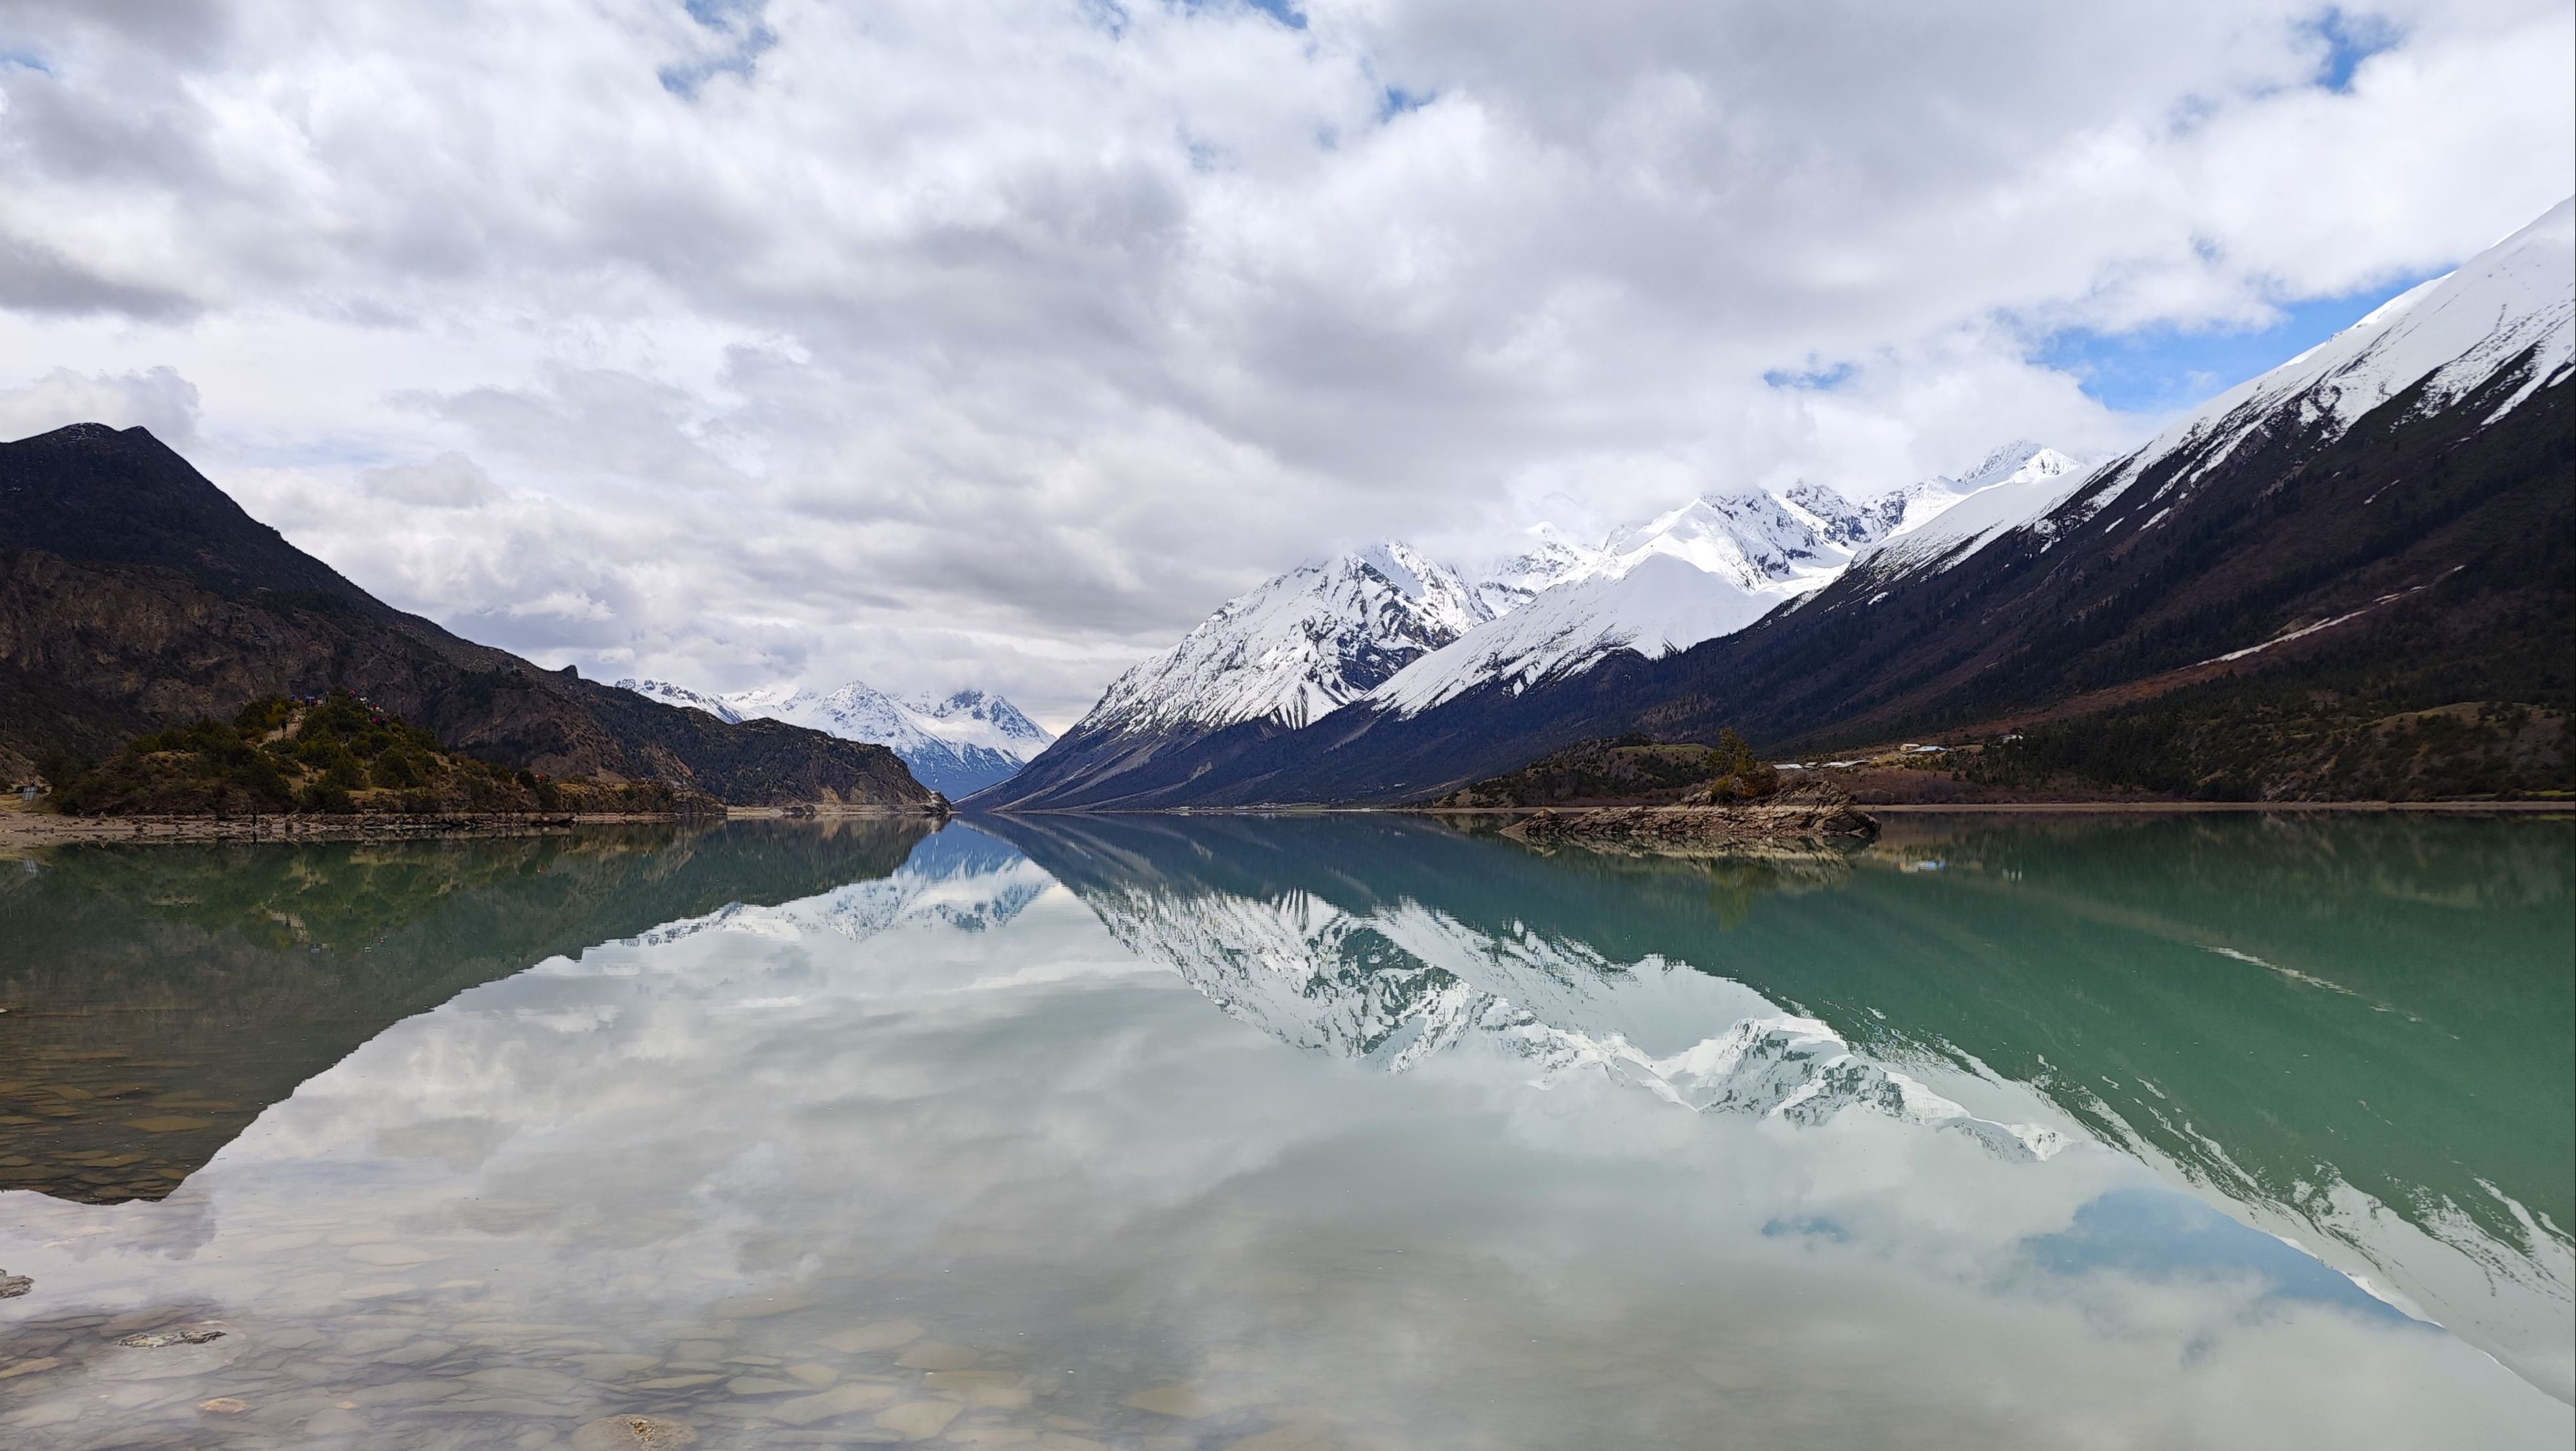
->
975;198;2573;809
0;425;937;809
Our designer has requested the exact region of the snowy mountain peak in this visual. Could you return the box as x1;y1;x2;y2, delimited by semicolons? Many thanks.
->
1365;442;2084;720
614;675;1052;797
1050;440;2087;741
1955;438;2058;488
907;688;1052;753
1602;488;1849;590
1076;541;1491;736
615;678;743;723
1782;481;1909;549
1469;525;1609;618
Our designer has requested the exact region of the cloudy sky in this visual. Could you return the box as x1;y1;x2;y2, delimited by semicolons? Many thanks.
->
1;1;2568;725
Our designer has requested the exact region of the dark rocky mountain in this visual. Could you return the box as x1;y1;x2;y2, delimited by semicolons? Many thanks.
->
0;423;935;808
977;202;2573;808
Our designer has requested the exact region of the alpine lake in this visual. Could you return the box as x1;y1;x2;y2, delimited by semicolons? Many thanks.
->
1;810;2568;1450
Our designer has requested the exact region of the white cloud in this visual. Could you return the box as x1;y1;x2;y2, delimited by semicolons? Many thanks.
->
0;0;2566;723
0;364;200;447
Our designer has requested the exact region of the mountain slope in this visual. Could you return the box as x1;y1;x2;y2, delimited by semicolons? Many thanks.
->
1369;484;1867;719
978;541;1489;808
979;198;2572;807
981;442;2084;809
0;424;936;808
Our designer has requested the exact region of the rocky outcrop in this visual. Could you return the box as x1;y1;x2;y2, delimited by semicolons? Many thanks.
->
1500;782;1878;854
0;423;935;808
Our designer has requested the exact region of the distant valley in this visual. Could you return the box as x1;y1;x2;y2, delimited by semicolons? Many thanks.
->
618;677;1054;797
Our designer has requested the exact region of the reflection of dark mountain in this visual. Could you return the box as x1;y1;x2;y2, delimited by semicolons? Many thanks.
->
0;423;933;807
0;818;928;1203
989;812;2573;1312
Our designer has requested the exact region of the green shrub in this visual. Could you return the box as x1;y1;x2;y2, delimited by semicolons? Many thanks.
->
300;780;356;814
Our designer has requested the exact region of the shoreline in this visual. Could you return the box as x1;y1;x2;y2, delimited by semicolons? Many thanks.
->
7;798;2563;845
977;799;2573;817
0;804;945;847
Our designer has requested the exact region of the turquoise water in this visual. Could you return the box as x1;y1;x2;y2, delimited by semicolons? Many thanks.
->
0;812;2567;1448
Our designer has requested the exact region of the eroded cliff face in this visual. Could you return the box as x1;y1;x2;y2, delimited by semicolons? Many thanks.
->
0;425;932;809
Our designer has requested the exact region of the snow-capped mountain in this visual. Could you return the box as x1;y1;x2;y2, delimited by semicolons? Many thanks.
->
1849;441;2088;578
1469;526;1610;617
1368;452;2080;719
1077;540;1490;737
618;677;746;722
616;676;1053;797
989;200;2569;810
987;443;2077;803
2067;198;2572;530
1370;494;1822;720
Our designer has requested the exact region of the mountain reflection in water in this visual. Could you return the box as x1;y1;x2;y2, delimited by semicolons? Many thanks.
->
0;811;2566;1450
995;810;2575;1403
0;819;933;1202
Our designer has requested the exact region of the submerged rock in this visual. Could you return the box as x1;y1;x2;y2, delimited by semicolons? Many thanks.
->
116;1326;225;1348
0;1271;30;1299
572;1414;701;1450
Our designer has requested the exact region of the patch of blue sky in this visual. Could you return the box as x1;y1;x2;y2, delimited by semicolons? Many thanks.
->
660;0;776;98
2306;7;2403;93
2024;1187;2424;1327
1181;0;1306;29
2032;269;2436;414
1;50;54;75
1379;85;1435;120
1761;360;1857;392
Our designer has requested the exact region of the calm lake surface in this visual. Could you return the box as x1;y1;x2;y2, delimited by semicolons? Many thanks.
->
1;812;2569;1449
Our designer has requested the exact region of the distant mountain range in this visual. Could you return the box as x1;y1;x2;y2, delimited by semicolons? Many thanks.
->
0;426;936;809
975;198;2573;808
618;677;1053;797
983;444;2089;808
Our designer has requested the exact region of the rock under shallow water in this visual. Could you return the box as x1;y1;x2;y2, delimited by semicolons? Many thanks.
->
819;1320;924;1353
571;1413;701;1450
874;1398;964;1439
771;1381;901;1426
115;1327;225;1349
